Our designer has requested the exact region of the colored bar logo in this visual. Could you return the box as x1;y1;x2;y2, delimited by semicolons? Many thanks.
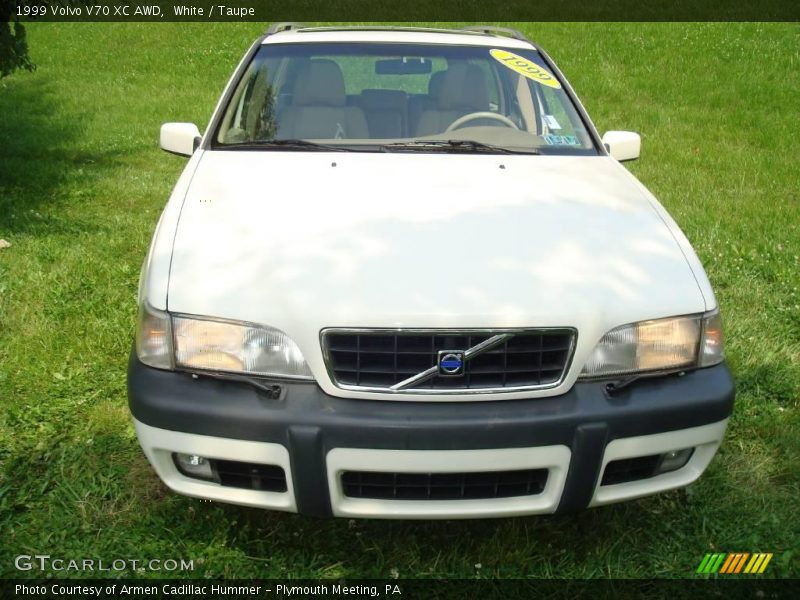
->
696;553;773;574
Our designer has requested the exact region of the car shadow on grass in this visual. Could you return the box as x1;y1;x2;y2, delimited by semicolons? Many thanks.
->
0;77;129;236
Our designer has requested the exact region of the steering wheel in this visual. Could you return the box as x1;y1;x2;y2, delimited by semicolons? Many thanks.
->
445;112;519;132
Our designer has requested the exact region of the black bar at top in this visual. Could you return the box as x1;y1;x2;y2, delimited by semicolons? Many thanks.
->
11;0;800;23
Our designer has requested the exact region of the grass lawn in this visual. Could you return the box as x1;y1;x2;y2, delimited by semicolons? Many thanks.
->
0;22;798;580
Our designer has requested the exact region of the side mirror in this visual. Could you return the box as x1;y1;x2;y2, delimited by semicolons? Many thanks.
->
601;131;641;162
160;123;201;157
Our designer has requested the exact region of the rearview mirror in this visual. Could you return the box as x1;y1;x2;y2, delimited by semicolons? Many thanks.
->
160;123;201;157
601;131;641;162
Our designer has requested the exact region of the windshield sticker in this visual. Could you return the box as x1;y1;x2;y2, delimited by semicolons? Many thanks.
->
490;49;562;89
543;115;562;130
544;134;579;146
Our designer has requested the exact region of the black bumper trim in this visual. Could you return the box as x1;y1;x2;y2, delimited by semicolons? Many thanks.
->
556;423;608;513
287;426;330;517
128;352;735;515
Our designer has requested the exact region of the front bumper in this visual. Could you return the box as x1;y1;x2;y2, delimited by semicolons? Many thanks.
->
128;354;735;518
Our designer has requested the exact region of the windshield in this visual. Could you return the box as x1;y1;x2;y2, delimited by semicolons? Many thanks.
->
214;42;599;154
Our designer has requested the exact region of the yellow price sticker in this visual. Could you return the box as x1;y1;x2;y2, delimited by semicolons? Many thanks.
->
490;49;562;89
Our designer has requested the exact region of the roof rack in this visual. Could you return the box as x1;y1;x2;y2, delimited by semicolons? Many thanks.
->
460;26;531;43
262;23;533;44
264;22;306;36
291;26;485;36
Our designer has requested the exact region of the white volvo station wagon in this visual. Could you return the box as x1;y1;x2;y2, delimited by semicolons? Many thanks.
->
130;24;734;519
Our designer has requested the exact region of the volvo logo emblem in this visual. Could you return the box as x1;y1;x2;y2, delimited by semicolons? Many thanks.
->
438;351;465;376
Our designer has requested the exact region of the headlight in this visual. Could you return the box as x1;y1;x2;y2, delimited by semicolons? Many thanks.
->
172;316;313;379
135;304;313;379
580;310;724;379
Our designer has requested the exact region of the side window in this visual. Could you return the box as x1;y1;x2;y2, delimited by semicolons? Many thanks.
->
492;67;536;132
536;84;592;145
217;57;280;144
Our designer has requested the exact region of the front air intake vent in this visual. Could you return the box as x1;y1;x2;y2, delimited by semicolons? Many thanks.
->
342;469;549;500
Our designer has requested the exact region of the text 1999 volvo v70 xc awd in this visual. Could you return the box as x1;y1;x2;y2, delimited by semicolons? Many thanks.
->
129;24;734;518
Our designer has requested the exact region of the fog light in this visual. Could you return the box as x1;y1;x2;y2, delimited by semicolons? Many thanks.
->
656;448;694;474
173;453;215;481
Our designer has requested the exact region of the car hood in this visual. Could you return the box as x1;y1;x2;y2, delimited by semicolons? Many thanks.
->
167;151;706;395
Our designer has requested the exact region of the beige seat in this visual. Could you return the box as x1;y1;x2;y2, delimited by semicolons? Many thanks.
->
414;64;490;137
408;70;448;137
277;60;369;139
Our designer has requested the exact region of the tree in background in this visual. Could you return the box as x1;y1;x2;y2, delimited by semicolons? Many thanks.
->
1;0;35;77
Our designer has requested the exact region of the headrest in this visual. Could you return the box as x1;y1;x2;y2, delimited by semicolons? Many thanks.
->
293;59;346;107
428;70;447;98
437;63;489;111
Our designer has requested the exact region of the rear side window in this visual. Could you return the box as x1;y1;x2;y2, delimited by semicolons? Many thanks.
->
334;55;449;95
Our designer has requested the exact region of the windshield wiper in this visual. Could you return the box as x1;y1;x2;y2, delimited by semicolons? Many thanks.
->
382;140;540;155
604;369;688;396
222;139;353;152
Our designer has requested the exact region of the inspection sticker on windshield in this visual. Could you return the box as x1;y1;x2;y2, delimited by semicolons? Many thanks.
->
544;134;579;146
490;49;562;89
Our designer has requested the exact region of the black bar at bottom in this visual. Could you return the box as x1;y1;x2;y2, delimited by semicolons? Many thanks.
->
1;578;797;600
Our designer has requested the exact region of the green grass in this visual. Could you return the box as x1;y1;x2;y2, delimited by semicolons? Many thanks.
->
0;22;798;580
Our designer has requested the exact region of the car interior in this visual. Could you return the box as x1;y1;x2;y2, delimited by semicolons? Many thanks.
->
273;57;516;140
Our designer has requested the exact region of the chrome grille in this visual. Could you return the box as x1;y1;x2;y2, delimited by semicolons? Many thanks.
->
321;329;576;394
